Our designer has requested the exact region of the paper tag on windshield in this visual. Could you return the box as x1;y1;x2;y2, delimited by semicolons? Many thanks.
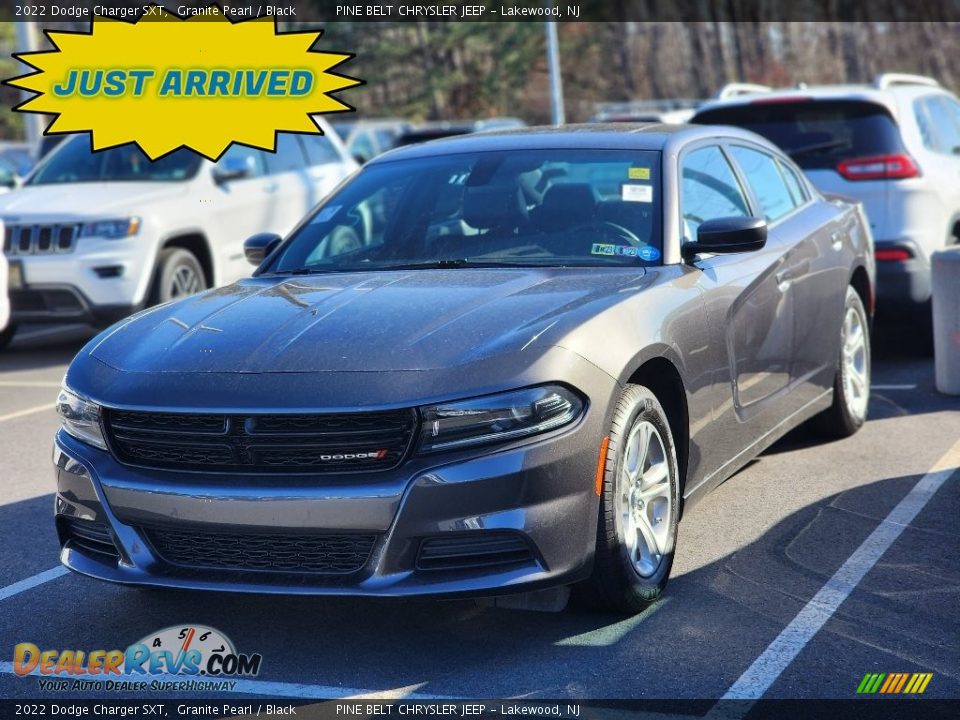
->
622;184;653;203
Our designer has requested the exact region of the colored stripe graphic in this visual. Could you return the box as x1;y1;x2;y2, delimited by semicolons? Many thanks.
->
856;672;933;694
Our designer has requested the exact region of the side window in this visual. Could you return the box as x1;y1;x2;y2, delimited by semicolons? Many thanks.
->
214;144;265;179
777;159;809;206
914;98;939;151
680;145;750;242
264;133;307;175
301;133;342;166
926;96;960;155
729;145;797;222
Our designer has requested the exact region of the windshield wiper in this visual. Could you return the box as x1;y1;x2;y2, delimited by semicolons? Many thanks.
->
785;139;851;158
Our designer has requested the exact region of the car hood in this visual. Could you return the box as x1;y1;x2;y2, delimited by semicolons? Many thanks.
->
0;182;190;219
89;268;646;373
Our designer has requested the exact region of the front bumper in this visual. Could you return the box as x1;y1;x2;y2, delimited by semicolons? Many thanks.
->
52;406;606;597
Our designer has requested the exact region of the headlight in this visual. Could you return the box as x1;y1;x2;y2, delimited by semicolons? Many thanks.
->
418;385;583;454
79;217;140;239
56;386;107;450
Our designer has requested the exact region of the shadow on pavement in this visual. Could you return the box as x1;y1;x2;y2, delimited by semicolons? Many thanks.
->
1;469;956;701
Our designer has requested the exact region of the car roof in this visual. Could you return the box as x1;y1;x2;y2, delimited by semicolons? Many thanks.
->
369;123;769;163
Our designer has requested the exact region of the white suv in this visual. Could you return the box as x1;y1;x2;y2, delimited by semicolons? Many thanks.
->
693;74;960;320
0;120;356;347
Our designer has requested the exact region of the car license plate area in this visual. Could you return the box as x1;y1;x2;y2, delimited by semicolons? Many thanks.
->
7;260;24;289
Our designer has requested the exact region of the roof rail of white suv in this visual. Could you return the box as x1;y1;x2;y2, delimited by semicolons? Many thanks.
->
873;73;940;90
715;83;772;100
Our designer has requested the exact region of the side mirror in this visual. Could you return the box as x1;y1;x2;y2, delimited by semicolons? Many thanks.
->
244;232;282;266
682;216;767;261
213;156;255;184
0;167;17;189
352;153;369;165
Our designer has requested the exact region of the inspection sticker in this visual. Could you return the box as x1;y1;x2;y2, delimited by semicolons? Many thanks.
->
622;184;653;203
628;167;651;180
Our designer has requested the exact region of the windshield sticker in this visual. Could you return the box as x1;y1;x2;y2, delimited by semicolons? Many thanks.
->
314;205;341;223
591;243;659;259
622;184;653;203
628;167;651;180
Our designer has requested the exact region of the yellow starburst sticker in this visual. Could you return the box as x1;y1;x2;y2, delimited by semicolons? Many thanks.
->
6;4;361;160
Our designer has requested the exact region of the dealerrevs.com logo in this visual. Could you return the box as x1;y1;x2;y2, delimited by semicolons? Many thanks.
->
14;625;262;693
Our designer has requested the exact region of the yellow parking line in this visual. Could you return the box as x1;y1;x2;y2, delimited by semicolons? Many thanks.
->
0;403;53;423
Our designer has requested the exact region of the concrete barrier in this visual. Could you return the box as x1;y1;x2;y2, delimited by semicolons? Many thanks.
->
932;247;960;395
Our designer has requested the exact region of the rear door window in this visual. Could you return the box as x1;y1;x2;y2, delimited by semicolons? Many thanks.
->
301;134;342;166
777;159;809;205
924;96;960;155
264;134;307;175
728;146;798;223
694;100;905;170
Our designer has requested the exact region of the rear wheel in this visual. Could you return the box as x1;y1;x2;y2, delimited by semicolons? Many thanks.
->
575;384;680;614
814;286;870;438
150;248;207;305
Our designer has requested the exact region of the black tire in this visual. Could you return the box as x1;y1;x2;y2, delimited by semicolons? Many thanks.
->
149;248;207;306
0;322;16;350
813;286;871;438
574;384;680;614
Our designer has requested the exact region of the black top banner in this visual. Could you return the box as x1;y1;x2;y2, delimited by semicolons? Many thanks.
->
6;0;960;23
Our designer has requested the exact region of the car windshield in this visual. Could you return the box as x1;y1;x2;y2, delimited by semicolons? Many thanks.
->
268;148;663;274
694;100;905;170
27;136;202;185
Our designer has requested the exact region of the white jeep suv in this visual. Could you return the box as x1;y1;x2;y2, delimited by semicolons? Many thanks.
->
693;74;960;321
0;120;356;347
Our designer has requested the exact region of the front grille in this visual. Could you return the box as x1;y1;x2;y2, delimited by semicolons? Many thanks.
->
417;533;536;571
58;516;120;559
145;527;377;574
103;408;418;474
4;223;80;255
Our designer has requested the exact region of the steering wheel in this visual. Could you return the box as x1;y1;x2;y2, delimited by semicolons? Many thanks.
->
571;221;642;246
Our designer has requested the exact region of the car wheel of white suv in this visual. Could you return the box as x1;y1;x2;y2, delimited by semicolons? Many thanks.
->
151;248;207;305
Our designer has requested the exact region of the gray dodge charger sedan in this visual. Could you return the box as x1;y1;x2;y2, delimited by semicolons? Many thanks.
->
54;125;875;613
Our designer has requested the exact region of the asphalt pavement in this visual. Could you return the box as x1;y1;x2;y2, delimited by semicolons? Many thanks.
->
0;321;957;706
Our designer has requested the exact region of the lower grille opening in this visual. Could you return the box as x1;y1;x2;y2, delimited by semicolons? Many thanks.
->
58;516;120;559
417;533;536;572
145;527;377;575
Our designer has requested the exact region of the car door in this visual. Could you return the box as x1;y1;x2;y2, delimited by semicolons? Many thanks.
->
262;133;315;233
772;155;851;403
209;144;272;284
299;133;355;208
727;144;847;413
680;143;795;465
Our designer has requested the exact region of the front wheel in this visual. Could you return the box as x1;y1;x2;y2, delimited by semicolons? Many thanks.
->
575;384;680;614
150;248;207;305
813;286;871;438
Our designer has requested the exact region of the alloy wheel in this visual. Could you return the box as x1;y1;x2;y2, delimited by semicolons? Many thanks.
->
617;419;672;578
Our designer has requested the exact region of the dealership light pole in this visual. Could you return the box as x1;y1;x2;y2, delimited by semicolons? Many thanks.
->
545;6;565;126
15;22;43;149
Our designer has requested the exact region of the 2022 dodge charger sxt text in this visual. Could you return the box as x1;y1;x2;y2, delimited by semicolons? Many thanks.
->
53;125;875;613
